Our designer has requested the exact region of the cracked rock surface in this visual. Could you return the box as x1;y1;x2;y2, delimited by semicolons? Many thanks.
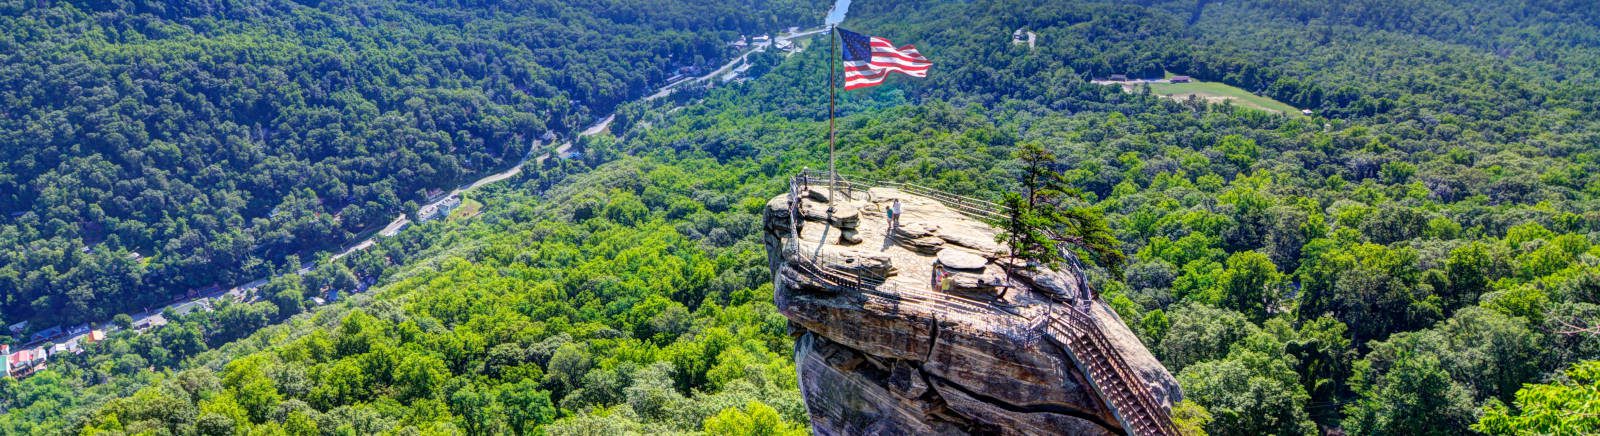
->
765;187;1179;435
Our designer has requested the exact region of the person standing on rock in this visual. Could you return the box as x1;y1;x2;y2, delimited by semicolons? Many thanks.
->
891;199;902;230
885;202;897;234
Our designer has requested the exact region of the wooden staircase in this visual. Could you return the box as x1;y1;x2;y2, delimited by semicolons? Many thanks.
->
1049;311;1180;436
784;171;1181;436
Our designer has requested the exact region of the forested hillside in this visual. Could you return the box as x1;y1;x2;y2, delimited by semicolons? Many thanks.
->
0;0;818;327
4;0;1600;434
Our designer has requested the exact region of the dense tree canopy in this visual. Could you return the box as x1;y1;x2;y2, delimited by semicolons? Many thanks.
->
5;0;1600;434
0;0;821;326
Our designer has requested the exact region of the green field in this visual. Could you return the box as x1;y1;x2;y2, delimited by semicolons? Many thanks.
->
447;197;483;221
1146;81;1304;115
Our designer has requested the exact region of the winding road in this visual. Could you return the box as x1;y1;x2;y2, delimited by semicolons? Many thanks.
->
17;22;838;355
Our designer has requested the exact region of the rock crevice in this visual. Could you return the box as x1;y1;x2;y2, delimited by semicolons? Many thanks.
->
766;184;1180;435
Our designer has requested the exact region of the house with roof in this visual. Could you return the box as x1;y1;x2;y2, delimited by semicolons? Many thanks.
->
134;314;168;332
416;195;463;223
6;346;48;377
30;325;63;343
50;340;82;357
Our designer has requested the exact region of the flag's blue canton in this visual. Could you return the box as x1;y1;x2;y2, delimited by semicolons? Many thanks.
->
838;28;873;62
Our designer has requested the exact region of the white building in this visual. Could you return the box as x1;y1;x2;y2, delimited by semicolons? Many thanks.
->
416;195;463;223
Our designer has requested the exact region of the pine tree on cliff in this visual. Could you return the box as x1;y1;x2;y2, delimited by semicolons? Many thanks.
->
998;142;1125;276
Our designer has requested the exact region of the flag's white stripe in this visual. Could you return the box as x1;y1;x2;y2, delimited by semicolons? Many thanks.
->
871;47;927;61
845;77;887;88
846;75;887;84
869;64;930;76
871;48;928;63
870;56;931;68
844;71;888;81
845;68;890;79
843;34;931;89
862;65;929;76
845;62;928;72
866;36;929;62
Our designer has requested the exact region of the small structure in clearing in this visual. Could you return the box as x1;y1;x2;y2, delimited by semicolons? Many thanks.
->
1012;28;1037;49
1101;75;1307;116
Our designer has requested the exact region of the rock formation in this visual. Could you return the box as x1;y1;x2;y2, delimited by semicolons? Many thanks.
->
764;179;1182;435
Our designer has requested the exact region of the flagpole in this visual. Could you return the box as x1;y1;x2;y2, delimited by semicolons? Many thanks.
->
827;26;838;213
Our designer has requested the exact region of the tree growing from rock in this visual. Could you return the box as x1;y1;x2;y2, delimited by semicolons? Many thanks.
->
998;143;1124;275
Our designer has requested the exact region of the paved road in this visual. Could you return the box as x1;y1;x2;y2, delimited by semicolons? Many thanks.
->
16;23;826;356
646;27;825;101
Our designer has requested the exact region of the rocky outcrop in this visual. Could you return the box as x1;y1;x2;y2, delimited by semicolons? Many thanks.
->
765;184;1181;435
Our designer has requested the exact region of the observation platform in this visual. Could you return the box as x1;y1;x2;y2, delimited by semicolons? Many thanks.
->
764;170;1183;436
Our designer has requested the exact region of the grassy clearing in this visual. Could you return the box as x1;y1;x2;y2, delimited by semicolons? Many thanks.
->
448;198;483;221
1145;81;1303;115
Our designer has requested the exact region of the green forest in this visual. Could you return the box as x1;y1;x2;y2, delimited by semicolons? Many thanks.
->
0;0;820;326
5;0;1600;434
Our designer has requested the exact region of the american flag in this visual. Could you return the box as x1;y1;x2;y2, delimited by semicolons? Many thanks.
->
838;27;930;90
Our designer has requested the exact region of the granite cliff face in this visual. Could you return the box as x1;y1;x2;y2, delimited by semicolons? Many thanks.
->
764;180;1181;435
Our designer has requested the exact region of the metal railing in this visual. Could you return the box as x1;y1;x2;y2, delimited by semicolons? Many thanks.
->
783;170;1175;435
1050;311;1180;436
784;170;1016;320
795;168;1007;222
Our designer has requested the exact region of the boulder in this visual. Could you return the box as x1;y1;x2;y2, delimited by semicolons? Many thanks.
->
902;236;946;254
830;204;861;229
763;189;1181;435
895;222;940;239
804;187;830;203
817;246;893;277
765;196;795;234
839;228;864;245
944;271;986;292
1011;267;1082;301
798;200;861;230
939;230;1004;255
937;249;989;271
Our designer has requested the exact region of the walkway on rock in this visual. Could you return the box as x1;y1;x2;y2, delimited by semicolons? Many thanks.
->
784;171;1179;436
1048;312;1180;436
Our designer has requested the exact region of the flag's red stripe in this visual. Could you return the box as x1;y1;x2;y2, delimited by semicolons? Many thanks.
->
868;38;929;62
845;63;928;73
869;56;931;68
844;72;889;82
844;79;885;90
872;49;930;63
843;33;930;91
844;73;889;83
871;46;929;61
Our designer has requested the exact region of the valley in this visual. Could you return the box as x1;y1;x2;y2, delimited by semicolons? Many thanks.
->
3;0;1600;435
